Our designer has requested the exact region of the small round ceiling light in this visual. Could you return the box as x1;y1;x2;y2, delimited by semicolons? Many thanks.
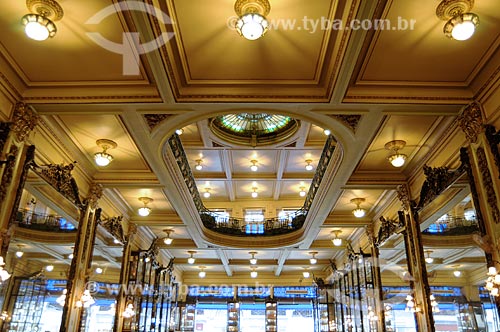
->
302;268;310;278
250;267;258;278
234;0;271;41
323;129;331;136
21;0;64;41
351;198;366;218
331;230;342;246
309;252;318;265
176;128;184;135
94;139;117;167
198;266;206;278
95;267;103;274
424;250;434;264
195;159;203;171
163;229;174;245
454;270;462;277
249;251;257;265
305;159;314;171
187;251;196;264
138;197;153;217
203;188;211;198
436;0;479;41
250;160;259;172
385;140;407;168
46;264;54;272
251;187;258;198
299;187;307;197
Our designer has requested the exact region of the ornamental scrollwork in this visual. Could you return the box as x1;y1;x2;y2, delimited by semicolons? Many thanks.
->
11;102;39;142
32;162;83;208
396;185;411;211
85;182;103;210
374;216;404;248
416;164;465;210
100;215;125;243
0;146;19;205
477;147;500;223
331;115;362;132
143;114;171;130
458;101;484;144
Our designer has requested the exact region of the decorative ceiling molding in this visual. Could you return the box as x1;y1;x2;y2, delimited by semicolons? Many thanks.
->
143;114;172;130
330;115;362;132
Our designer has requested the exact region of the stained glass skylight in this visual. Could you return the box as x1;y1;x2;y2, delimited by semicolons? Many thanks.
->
210;113;299;146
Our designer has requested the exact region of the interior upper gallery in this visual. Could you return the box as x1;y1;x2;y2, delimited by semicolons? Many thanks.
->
0;0;499;331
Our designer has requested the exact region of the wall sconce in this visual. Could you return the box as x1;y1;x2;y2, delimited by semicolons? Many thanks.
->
309;251;318;265
424;250;434;264
250;160;259;172
163;229;174;245
250;267;258;278
76;290;95;308
94;139;117;167
385;140;407;167
198;266;206;278
251;187;258;198
299;187;306;197
351;198;366;218
249;251;258;265
305;159;314;171
195;159;203;171
234;0;270;40
203;188;211;198
331;230;342;246
486;266;500;297
405;294;421;313
122;303;136;318
21;0;64;41
187;251;196;264
436;0;479;41
138;197;153;217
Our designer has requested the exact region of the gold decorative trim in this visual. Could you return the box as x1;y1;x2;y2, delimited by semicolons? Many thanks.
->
26;0;64;21
143;114;171;130
458;101;484;144
436;0;474;20
234;0;271;17
396;184;411;211
11;102;38;143
477;147;500;223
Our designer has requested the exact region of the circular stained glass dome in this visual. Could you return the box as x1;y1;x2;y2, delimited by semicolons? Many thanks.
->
210;113;299;146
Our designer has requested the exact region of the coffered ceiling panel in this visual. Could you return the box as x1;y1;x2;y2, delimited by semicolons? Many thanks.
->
333;189;386;214
117;188;173;213
0;0;148;83
234;180;275;200
56;114;151;171
185;150;224;174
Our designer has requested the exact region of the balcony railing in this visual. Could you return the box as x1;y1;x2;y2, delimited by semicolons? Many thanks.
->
168;133;336;236
423;216;479;236
15;209;77;233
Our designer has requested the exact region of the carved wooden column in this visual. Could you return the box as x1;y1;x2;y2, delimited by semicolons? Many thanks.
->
59;183;103;332
113;223;137;332
0;102;38;256
397;184;435;332
458;101;500;315
365;225;386;332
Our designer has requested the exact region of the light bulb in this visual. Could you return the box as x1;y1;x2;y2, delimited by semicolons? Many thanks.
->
195;164;203;171
188;257;195;264
299;188;306;197
445;13;479;41
250;270;258;278
489;267;497;275
388;154;406;167
46;265;54;272
203;191;211;198
323;129;331;136
16;251;24;258
310;258;317;265
199;271;206;278
176;129;184;135
68;254;74;259
236;14;268;40
332;238;342;246
250;258;257;265
353;208;366;218
251;191;258;198
303;271;310;278
425;257;434;264
21;14;56;41
453;270;461;277
164;237;173;245
95;268;103;274
250;160;258;171
138;207;151;217
305;160;314;171
94;152;113;167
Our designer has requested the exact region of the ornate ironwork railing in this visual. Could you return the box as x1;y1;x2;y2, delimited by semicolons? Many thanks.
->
168;134;336;236
15;209;77;233
423;216;479;236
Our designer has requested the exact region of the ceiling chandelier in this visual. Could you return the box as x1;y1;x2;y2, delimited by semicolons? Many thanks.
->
436;0;479;41
351;198;366;218
234;0;271;40
21;0;64;41
385;140;407;168
94;139;117;167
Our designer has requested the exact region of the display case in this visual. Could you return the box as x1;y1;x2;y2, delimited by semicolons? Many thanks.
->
265;301;277;332
180;303;195;331
227;302;240;332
